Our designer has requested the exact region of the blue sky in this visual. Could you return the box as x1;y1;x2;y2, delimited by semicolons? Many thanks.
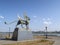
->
0;0;60;32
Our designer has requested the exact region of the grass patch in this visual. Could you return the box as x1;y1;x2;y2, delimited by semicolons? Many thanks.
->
3;39;54;45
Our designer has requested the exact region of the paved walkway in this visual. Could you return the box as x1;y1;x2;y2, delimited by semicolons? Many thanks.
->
47;36;60;45
52;36;60;45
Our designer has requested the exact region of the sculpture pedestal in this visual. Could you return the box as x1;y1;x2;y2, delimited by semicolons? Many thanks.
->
18;30;33;41
12;28;33;41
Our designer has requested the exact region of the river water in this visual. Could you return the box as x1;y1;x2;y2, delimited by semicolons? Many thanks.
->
0;32;60;39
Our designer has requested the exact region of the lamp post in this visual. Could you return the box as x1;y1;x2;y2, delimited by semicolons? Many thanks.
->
4;22;10;38
9;27;10;37
45;26;48;39
43;18;51;39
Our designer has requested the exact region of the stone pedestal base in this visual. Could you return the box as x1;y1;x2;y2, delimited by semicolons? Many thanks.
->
18;30;33;41
12;28;33;41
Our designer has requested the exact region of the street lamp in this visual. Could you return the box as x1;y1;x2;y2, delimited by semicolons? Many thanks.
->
43;18;51;39
45;26;48;39
4;22;10;38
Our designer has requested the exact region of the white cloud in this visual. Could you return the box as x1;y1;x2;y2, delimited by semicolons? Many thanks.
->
43;21;52;25
33;15;37;18
43;18;51;21
43;18;52;26
0;16;4;19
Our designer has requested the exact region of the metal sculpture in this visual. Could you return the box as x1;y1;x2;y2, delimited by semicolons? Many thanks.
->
4;13;30;30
